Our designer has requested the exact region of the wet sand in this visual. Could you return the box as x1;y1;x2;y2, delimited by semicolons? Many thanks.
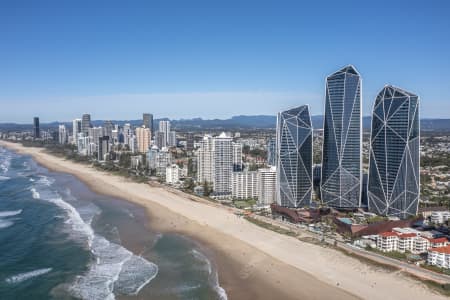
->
2;141;447;300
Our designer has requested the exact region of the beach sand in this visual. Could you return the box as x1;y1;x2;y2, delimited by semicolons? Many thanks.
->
1;141;447;300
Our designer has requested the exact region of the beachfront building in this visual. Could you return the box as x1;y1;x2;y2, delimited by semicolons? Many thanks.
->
166;164;181;184
136;126;151;153
72;118;82;144
58;125;68;144
77;133;90;156
276;105;313;208
375;231;447;254
197;135;214;184
212;132;233;197
257;167;277;206
368;86;420;219
428;246;450;269
159;120;171;147
232;171;258;199
147;146;172;176
98;136;110;161
430;211;450;224
321;65;362;209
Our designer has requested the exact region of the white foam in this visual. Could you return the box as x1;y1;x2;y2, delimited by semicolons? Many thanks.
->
0;219;14;229
191;249;228;300
30;188;41;199
69;236;158;300
38;193;158;299
37;175;55;186
0;175;10;181
5;268;52;284
0;209;22;217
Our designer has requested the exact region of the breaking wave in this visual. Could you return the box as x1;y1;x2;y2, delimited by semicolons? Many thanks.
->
5;268;53;284
0;209;22;218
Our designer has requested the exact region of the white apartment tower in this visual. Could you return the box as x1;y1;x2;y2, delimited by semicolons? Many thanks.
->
257;167;277;206
72;119;82;144
232;171;258;199
58;124;68;144
212;132;233;197
197;135;214;184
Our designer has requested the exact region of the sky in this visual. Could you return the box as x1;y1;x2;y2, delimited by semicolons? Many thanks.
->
1;0;450;123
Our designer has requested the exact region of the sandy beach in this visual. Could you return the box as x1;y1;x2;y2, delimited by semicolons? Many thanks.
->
1;141;447;300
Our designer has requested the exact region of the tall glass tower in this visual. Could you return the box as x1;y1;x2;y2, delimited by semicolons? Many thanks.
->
276;105;313;208
321;65;362;209
368;86;420;219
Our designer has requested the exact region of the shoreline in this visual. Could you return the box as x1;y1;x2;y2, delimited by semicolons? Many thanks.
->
1;141;448;300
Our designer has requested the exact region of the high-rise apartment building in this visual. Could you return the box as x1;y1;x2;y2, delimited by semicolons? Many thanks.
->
81;114;92;135
257;167;277;206
212;132;233;197
232;171;258;199
33;117;40;138
321;65;362;209
159;120;171;146
232;142;243;171
136;126;151;153
72;119;82;143
197;135;214;184
267;138;276;166
103;120;114;139
98;136;110;161
368;86;420;219
143;113;154;137
58;124;67;144
276;105;313;208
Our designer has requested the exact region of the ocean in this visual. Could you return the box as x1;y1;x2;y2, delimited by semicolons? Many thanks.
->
0;147;227;300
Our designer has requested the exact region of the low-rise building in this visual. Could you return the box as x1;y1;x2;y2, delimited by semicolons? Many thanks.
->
428;246;450;269
430;211;450;224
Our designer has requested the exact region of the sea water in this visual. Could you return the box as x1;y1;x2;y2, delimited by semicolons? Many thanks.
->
0;147;226;300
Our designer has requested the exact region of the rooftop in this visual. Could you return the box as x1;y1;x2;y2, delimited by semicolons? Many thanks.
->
429;246;450;255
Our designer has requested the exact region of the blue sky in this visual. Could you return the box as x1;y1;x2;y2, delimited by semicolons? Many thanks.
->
1;0;449;123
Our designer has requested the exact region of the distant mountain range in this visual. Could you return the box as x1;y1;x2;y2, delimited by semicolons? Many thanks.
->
1;115;450;131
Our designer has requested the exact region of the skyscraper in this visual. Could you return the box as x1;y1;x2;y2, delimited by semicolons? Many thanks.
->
159;120;171;146
98;136;110;161
232;142;243;171
72;118;82;142
321;65;362;209
257;167;277;206
197;135;214;184
136;126;151;153
368;86;420;219
143;113;154;137
58;124;67;144
33;117;40;138
267;138;276;166
212;133;233;197
276;105;313;208
81;114;92;135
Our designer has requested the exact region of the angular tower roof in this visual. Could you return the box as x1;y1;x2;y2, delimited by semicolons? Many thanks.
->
328;65;360;78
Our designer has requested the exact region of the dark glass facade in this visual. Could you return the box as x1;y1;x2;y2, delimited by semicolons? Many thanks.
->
33;117;40;138
276;105;312;208
368;86;420;218
321;65;362;209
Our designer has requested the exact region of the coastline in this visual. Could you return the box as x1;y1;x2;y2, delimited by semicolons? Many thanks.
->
1;141;447;300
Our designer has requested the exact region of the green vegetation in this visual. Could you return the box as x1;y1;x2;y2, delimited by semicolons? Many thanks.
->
233;199;256;209
366;215;389;224
244;216;298;237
